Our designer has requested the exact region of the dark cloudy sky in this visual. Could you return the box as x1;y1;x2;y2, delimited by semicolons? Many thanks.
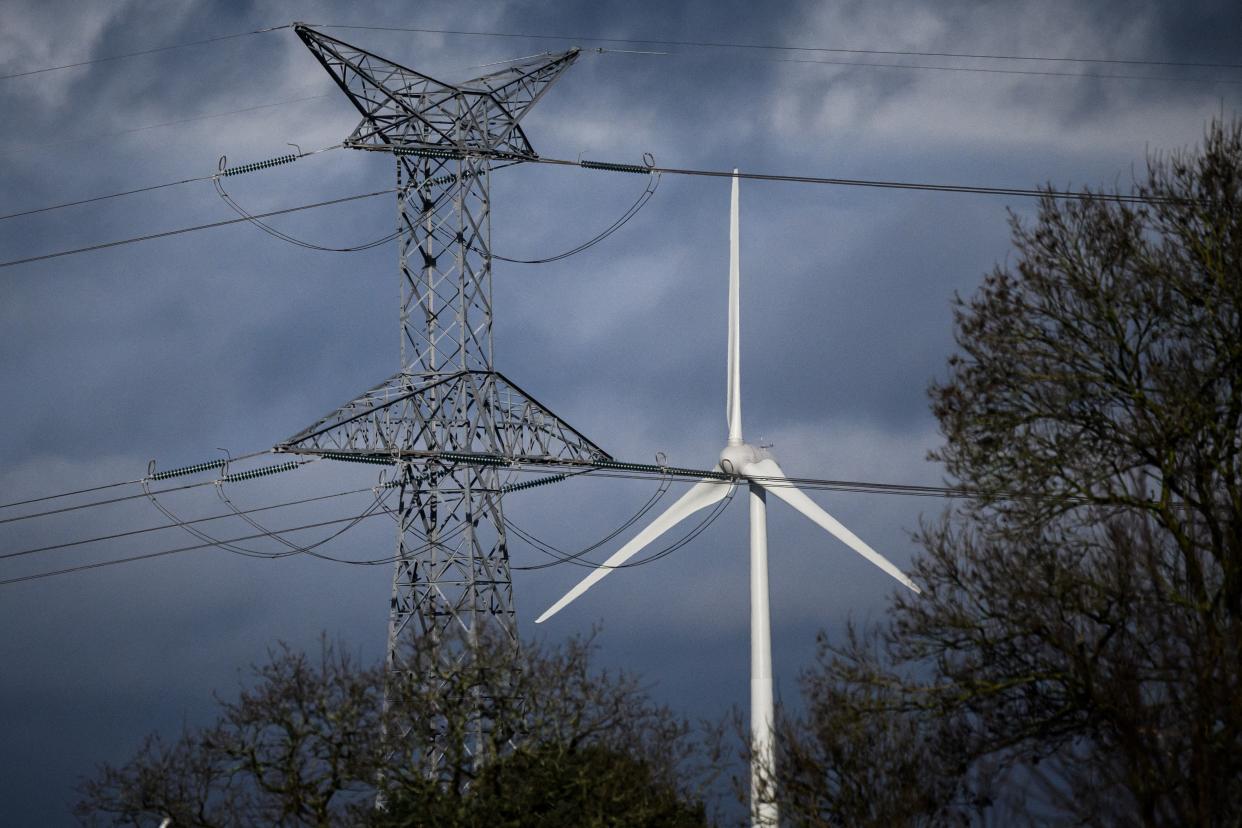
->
2;0;1239;822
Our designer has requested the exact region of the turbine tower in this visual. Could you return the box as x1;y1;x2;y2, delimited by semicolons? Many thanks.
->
277;24;609;741
537;172;920;826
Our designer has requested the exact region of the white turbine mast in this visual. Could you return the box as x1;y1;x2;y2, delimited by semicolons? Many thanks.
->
536;170;920;827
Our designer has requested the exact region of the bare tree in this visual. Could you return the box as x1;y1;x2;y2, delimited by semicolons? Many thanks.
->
771;119;1242;826
76;630;713;827
77;641;384;826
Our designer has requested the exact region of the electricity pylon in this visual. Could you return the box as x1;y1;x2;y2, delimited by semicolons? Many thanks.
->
277;24;609;758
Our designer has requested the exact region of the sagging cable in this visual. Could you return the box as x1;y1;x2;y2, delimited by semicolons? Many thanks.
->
510;472;674;571
141;476;297;560
491;159;660;264
510;479;731;571
213;175;399;252
140;455;313;560
214;466;392;562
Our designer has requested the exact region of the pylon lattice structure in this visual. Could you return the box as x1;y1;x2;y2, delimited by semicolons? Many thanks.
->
278;24;609;767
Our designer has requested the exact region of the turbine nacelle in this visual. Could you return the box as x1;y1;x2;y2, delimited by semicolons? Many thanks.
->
720;442;769;476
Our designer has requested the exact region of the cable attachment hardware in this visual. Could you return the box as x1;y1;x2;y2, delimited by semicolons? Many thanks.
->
501;472;573;494
439;451;508;467
218;153;299;177
580;157;655;174
220;461;301;483
393;146;462;160
147;457;227;481
322;452;395;466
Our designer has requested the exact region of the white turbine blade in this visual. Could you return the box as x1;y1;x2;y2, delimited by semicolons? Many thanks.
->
742;457;921;594
726;169;743;444
536;471;735;623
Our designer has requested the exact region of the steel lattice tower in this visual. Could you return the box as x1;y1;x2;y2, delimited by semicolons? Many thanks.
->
277;25;609;742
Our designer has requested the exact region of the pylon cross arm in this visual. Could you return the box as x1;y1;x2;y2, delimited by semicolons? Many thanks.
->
294;24;579;159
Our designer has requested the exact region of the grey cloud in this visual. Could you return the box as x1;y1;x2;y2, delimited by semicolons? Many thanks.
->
2;0;1239;822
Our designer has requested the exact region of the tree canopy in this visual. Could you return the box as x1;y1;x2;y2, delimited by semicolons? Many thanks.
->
769;119;1242;826
76;630;712;827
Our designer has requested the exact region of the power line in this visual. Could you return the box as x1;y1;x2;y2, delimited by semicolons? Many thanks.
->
3;472;718;586
535;155;1189;204
0;451;277;511
0;155;1198;270
505;472;673;571
3;92;334;157
0;450;292;525
552;464;992;500
490;170;661;263
594;47;1242;85
510;482;736;571
8;19;1235;88
0;454;1153;587
312;23;1242;72
0;510;393;586
0;186;392;270
0;24;291;82
393;451;1123;506
0;485;379;561
0;175;213;223
213;175;399;252
0;477;142;511
0;144;343;224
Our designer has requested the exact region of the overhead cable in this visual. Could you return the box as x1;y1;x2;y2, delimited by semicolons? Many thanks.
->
545;155;1194;205
312;23;1242;72
0;510;394;586
0;186;392;270
0;175;214;223
593;47;1242;85
0;143;342;225
0;477;144;511
507;471;673;571
213;176;399;252
2;475;720;584
0;486;380;561
509;487;732;572
357;450;1110;506
0;23;292;81
5;92;333;156
0;509;497;585
141;459;312;559
9;20;1235;85
1;158;1200;270
0;449;287;525
490;169;661;264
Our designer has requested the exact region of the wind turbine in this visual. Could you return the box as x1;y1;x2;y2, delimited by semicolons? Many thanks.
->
536;171;921;826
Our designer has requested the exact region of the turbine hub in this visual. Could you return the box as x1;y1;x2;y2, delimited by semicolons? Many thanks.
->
720;442;766;476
